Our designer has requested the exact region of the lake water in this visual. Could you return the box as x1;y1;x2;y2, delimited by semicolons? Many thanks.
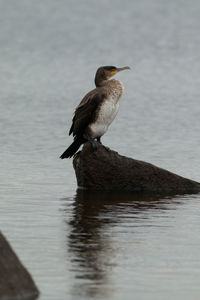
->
0;0;200;299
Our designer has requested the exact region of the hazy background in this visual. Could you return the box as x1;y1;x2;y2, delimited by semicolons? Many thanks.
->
0;0;200;299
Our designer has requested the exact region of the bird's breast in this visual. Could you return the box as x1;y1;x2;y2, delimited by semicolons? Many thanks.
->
89;97;120;138
107;79;124;99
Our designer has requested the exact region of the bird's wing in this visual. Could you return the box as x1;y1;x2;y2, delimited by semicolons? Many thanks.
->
69;89;105;137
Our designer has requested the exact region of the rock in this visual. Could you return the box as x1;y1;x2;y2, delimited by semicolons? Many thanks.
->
0;231;39;300
73;143;200;194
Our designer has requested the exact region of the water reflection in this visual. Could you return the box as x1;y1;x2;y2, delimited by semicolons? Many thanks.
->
64;190;179;298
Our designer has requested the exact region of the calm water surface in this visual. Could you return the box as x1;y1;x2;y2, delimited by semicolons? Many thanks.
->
0;0;200;299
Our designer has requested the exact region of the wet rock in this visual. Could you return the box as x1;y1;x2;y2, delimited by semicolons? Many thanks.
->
73;143;200;194
0;231;39;300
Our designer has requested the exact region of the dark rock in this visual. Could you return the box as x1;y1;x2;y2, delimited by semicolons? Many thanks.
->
0;231;39;300
73;143;200;194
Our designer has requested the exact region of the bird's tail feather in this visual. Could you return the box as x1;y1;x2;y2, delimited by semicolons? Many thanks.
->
60;138;83;159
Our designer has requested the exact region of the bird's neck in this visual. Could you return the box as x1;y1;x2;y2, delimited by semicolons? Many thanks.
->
95;79;107;87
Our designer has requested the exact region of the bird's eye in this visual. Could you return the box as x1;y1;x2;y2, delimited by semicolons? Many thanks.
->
110;70;116;75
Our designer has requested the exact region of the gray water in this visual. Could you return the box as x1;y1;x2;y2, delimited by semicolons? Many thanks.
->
0;0;200;299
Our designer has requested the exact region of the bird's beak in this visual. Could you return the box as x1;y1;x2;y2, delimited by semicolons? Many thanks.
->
116;66;131;72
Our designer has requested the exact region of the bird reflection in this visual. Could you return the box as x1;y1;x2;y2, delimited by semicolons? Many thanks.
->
64;189;177;298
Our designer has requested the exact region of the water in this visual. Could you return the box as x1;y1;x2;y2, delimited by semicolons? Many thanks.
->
0;0;200;299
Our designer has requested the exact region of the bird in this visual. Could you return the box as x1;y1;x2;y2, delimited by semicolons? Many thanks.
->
60;65;130;159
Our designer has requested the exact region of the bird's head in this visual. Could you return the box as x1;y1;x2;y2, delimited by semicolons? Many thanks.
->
95;65;130;87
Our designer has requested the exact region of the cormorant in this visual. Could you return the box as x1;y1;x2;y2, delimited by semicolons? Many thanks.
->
60;65;130;159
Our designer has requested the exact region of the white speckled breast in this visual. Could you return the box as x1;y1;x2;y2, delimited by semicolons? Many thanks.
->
107;79;124;99
89;79;124;138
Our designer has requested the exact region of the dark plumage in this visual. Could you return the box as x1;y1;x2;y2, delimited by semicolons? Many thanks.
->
60;65;130;159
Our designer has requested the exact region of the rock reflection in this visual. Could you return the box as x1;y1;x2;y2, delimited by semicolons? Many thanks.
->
65;190;175;298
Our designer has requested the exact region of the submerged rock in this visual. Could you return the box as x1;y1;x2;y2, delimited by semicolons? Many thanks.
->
0;231;39;300
73;143;200;194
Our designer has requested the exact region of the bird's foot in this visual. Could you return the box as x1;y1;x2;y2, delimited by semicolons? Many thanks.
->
84;134;100;151
91;139;99;150
96;137;102;144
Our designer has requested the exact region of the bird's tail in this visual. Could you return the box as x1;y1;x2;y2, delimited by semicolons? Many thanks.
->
60;138;83;159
